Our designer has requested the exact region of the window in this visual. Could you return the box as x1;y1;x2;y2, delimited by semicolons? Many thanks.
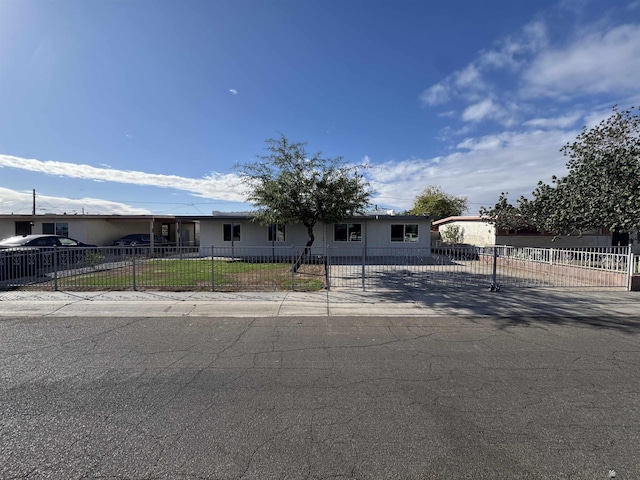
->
58;237;81;246
28;237;58;247
223;224;241;242
43;222;69;237
268;224;286;242
391;224;419;242
334;223;362;242
15;221;32;236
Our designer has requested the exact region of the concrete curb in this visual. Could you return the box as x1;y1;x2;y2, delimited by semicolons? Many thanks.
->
0;288;639;318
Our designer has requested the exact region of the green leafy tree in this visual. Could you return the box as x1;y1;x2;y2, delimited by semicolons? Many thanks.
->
441;224;465;244
479;192;533;232
237;135;371;269
528;105;640;236
482;106;640;240
407;185;468;219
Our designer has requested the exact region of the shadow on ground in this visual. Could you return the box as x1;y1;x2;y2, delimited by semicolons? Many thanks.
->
333;282;640;334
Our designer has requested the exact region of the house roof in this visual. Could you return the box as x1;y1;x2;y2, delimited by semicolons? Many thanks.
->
0;212;431;223
432;216;485;226
210;211;431;221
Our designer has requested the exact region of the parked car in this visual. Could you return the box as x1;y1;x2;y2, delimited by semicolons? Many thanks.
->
112;234;167;247
0;234;97;281
0;234;96;249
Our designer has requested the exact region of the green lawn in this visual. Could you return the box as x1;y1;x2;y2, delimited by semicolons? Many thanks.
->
51;258;325;291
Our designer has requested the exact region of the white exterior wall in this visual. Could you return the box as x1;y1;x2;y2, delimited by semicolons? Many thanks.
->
439;220;496;246
438;219;615;249
199;216;431;255
199;219;327;254
1;214;430;254
362;218;430;250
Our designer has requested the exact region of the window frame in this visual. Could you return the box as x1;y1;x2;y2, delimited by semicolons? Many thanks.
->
42;222;69;237
334;223;362;242
390;224;419;243
223;224;241;242
268;224;286;242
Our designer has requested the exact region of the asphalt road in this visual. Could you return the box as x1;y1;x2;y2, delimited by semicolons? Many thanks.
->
2;314;640;479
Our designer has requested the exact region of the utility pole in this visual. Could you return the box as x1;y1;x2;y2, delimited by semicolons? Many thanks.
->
32;189;36;216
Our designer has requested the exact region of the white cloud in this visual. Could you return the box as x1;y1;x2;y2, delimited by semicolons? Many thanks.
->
478;20;548;70
462;99;499;122
454;64;483;88
0;187;152;215
420;14;640;133
420;19;550;111
0;154;246;203
522;24;640;98
367;128;576;213
437;124;473;142
419;83;450;106
523;113;581;129
229;89;238;95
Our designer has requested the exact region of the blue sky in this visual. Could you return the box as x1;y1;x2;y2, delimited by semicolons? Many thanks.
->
1;0;639;216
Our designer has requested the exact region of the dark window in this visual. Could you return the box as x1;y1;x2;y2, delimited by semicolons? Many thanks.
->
15;222;32;236
28;237;58;247
390;224;404;242
334;224;348;242
334;224;362;242
391;224;419;242
223;224;241;242
42;222;68;237
268;224;286;242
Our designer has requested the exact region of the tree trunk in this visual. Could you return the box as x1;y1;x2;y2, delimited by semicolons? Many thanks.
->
292;225;315;272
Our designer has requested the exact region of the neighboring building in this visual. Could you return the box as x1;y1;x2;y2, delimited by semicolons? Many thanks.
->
0;214;200;247
432;216;496;247
433;216;618;249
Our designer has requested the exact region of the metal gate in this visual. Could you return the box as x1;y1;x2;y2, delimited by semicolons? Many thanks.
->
326;245;634;291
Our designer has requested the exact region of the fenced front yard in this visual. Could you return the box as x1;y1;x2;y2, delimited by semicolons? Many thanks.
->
0;244;637;292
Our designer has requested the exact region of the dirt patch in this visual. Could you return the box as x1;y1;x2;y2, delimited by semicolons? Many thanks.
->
217;263;326;291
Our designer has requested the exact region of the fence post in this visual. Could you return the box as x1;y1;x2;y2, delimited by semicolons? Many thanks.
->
211;245;215;292
325;245;330;291
490;246;499;291
132;251;137;291
627;243;634;292
361;245;366;291
53;246;58;292
291;245;295;291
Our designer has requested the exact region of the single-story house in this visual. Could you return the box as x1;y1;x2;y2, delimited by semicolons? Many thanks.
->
0;211;432;255
198;211;432;256
432;216;634;250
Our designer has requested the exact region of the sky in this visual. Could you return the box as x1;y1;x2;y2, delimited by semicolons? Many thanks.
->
1;0;639;217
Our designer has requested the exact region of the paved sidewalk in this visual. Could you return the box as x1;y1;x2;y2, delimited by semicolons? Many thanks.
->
0;288;639;317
